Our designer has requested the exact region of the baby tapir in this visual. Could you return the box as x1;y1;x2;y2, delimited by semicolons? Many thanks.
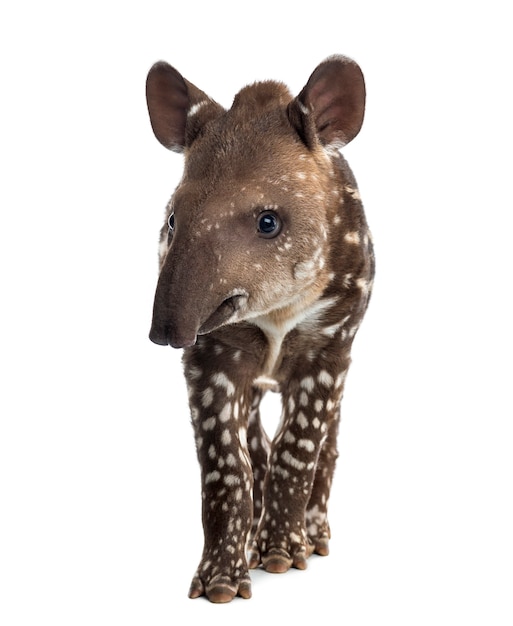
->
146;55;374;602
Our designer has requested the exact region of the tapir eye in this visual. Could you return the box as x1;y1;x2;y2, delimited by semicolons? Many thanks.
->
257;211;282;238
167;213;175;233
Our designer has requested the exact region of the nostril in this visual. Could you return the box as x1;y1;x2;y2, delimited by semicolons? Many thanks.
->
149;324;170;346
149;322;197;348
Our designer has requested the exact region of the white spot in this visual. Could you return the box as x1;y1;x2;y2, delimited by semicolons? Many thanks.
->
202;417;216;431
219;402;232;422
300;376;315;392
188;367;202;381
322;321;344;338
306;504;327;524
282;450;306;470
211;372;235;396
356;277;370;294
336;371;348;388
344;231;360;244
344;185;361;200
273;465;290;478
221;429;231;445
224;474;240;487
205;470;221;484
298;102;309;115
284;431;295;444
318;370;334;387
188;100;208;118
201;387;214;408
296;411;308;429
298;439;315;452
158;237;169;262
293;259;315;280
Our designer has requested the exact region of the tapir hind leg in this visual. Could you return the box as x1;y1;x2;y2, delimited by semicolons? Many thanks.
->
305;411;341;555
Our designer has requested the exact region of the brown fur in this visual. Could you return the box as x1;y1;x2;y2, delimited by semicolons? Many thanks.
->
146;55;374;602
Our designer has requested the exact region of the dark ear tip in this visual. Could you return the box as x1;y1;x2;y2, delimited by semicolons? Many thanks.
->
315;55;365;86
148;60;168;70
315;54;365;87
320;53;362;68
146;61;184;88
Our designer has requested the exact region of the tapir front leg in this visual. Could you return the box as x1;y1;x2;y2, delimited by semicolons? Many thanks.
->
184;339;259;603
248;359;349;573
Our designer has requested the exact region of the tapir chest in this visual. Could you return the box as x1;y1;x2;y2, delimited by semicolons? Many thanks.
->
188;287;362;392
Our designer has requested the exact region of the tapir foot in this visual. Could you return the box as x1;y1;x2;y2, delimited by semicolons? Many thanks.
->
247;536;315;573
310;535;330;556
188;568;252;603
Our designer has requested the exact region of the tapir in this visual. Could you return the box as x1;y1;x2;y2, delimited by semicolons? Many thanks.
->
146;55;374;602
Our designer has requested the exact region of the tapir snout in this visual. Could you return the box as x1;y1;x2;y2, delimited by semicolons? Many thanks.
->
149;237;249;348
149;287;248;348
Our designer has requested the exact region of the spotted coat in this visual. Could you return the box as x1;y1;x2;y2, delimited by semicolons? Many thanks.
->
146;55;375;603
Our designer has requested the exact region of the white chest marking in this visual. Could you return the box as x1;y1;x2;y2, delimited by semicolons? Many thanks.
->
251;296;338;375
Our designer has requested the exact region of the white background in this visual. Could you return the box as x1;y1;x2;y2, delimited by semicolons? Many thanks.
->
1;1;512;624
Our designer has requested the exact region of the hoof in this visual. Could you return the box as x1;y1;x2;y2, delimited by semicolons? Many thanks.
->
189;574;251;603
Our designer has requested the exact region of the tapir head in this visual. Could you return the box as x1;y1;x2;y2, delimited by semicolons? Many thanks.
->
146;56;365;348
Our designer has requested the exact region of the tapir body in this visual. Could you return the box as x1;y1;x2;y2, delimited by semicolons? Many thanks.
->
146;55;374;602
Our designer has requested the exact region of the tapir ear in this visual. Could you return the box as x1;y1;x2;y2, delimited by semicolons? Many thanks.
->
288;55;366;149
146;62;224;152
